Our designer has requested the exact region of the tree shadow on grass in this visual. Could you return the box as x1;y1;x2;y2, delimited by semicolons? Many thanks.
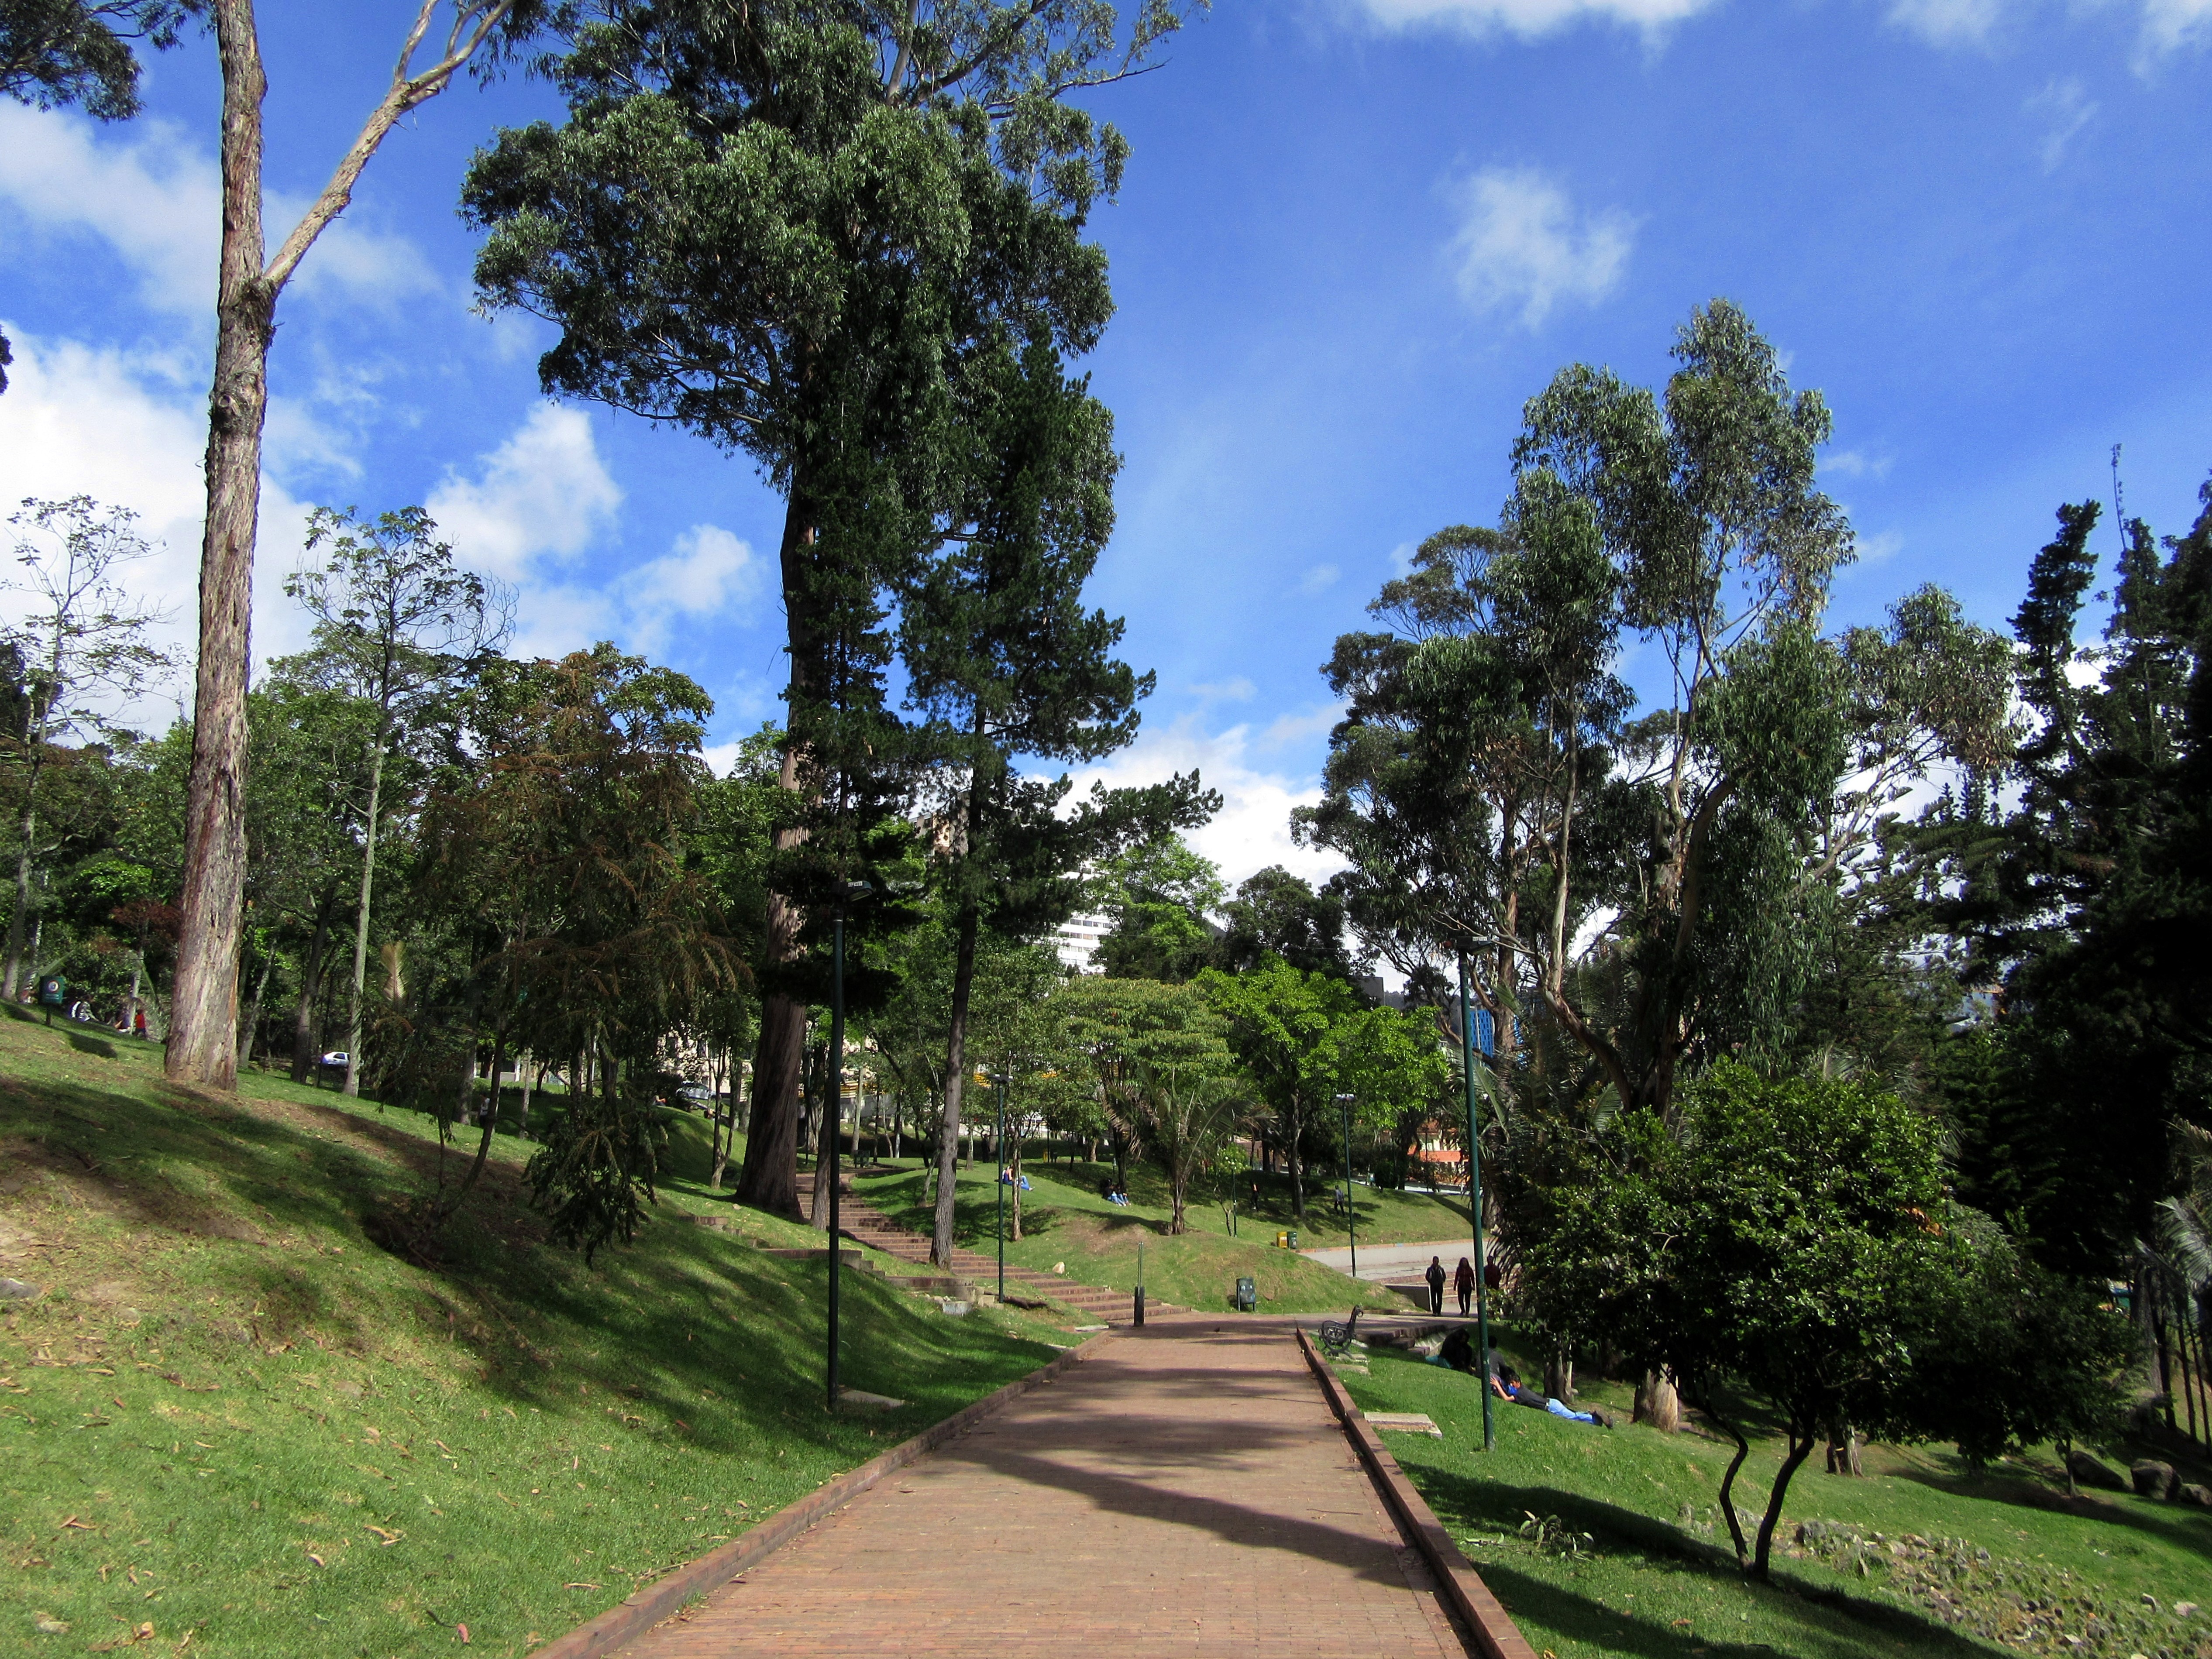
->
1411;1463;2004;1659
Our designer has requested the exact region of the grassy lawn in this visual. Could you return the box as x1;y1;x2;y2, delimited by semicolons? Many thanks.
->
0;1010;1073;1658
1335;1329;2212;1659
852;1158;1437;1315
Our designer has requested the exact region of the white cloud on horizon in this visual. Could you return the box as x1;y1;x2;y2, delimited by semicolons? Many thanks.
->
1450;166;1636;329
1061;712;1343;891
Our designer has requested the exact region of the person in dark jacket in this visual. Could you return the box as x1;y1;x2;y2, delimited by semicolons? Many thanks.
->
1425;1255;1446;1315
1453;1256;1476;1317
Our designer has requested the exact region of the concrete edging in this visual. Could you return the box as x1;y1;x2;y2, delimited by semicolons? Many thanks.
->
1296;1327;1540;1659
529;1328;1121;1659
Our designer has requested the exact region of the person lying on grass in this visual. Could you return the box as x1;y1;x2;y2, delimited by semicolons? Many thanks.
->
1479;1353;1610;1427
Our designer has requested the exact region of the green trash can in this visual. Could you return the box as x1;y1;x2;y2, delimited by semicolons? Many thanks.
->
1286;1229;1299;1250
1235;1276;1257;1312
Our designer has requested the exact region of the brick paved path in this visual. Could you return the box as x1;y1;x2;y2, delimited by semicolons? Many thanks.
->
623;1316;1465;1658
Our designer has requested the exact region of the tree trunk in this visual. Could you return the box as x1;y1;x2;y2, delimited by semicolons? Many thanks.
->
167;0;274;1090
1286;1107;1307;1223
340;722;389;1099
289;897;333;1082
517;1057;536;1139
1544;1347;1574;1403
1702;1394;1754;1570
1634;1369;1682;1432
1825;1418;1863;1476
3;794;37;1002
1753;1425;1819;1581
733;498;826;1219
235;941;275;1074
932;900;981;1268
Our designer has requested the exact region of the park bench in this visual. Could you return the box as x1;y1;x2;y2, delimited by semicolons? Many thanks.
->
1316;1304;1364;1358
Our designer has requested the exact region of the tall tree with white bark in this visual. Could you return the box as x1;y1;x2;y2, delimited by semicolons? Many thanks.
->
165;0;544;1089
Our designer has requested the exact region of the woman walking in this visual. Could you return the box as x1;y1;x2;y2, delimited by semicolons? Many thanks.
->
1453;1256;1475;1318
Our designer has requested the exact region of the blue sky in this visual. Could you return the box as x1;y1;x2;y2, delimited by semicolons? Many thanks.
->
2;0;2208;883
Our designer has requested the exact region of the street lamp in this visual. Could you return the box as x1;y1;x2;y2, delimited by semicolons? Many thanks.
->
1335;1090;1358;1281
1455;953;1496;1453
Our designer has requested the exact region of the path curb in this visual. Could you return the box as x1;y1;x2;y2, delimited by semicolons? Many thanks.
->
1297;1328;1540;1659
528;1329;1121;1659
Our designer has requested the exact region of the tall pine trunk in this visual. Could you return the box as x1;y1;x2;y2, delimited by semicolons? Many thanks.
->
932;899;981;1268
734;501;822;1221
167;0;273;1088
235;943;275;1074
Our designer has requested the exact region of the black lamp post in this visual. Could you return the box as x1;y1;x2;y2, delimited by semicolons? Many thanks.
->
1455;953;1496;1452
1335;1090;1358;1281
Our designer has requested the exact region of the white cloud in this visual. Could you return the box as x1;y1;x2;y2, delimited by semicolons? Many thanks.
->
0;328;317;690
1062;713;1341;890
1190;676;1258;704
425;405;623;582
1450;166;1636;328
1885;0;2009;45
1356;0;1714;37
2026;76;2098;167
0;105;437;319
1297;562;1341;595
2139;0;2212;55
1823;447;1894;481
625;524;762;653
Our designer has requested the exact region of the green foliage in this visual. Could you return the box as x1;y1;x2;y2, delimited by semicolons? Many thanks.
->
1517;1063;1965;1577
524;1079;667;1261
0;0;194;123
1091;832;1225;981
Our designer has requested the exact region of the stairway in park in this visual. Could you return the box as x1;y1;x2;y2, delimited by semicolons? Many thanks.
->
795;1171;1165;1326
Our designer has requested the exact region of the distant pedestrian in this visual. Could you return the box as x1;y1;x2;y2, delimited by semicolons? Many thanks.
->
1425;1254;1446;1316
132;1006;147;1040
1453;1256;1475;1318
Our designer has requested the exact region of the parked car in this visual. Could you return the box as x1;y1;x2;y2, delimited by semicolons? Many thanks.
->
319;1051;349;1068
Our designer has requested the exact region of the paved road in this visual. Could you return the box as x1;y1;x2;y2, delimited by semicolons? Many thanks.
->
1300;1239;1476;1287
620;1317;1464;1659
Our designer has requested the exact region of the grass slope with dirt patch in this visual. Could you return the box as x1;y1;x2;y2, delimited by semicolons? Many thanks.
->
1334;1331;2212;1659
853;1160;1421;1316
0;1010;1066;1658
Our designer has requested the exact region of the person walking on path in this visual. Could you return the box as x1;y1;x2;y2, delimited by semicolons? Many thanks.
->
1453;1256;1475;1318
1425;1254;1446;1315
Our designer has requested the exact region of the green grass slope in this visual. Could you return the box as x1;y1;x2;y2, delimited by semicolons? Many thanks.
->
1337;1331;2212;1659
0;1010;1064;1658
853;1160;1424;1315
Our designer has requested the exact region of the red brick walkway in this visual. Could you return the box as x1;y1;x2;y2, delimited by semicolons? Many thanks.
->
621;1316;1465;1658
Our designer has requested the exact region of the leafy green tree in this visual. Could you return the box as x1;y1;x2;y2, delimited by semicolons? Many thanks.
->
1044;975;1244;1234
280;505;506;1098
1;498;170;1000
1218;865;1355;980
1518;1063;1964;1580
1926;486;2212;1272
417;644;736;1247
1197;956;1367;1222
1092;833;1225;981
899;333;1206;1265
462;0;1201;1213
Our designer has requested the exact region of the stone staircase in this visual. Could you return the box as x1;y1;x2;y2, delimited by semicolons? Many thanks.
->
796;1171;1159;1326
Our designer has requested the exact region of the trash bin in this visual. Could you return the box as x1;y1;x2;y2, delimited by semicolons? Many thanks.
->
1235;1276;1257;1312
1287;1229;1299;1250
1276;1231;1289;1249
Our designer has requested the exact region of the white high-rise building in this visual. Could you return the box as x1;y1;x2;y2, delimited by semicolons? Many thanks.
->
1052;911;1111;973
